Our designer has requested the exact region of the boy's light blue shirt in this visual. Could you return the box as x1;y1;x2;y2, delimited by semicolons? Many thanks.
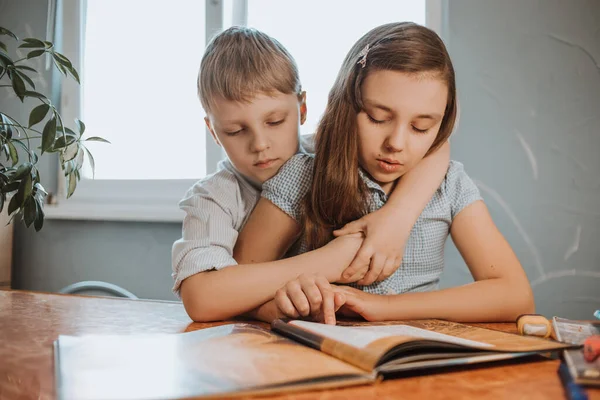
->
171;135;314;296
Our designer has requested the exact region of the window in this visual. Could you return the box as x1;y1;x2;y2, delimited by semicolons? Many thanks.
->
247;1;427;136
46;0;439;222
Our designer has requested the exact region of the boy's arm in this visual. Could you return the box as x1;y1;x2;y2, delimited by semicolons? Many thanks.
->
336;201;535;322
336;141;451;285
182;198;363;322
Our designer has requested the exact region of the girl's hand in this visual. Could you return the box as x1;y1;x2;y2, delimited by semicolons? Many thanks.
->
274;273;346;325
335;285;385;322
334;208;404;286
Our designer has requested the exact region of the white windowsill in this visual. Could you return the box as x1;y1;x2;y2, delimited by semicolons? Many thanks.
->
45;178;194;223
44;202;184;223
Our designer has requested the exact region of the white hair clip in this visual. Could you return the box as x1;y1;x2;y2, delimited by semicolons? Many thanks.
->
357;44;370;68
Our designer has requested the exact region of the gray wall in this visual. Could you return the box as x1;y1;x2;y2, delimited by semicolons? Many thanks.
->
4;1;599;317
439;0;600;320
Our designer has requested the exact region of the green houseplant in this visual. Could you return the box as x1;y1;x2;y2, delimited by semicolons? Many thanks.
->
0;26;108;231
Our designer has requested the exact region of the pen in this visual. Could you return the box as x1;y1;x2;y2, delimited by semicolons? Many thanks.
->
557;362;588;400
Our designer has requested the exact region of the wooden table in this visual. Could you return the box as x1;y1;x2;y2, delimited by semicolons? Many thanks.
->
1;290;598;400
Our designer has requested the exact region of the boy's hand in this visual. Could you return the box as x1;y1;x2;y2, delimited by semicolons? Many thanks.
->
274;273;346;325
334;208;404;286
323;233;369;284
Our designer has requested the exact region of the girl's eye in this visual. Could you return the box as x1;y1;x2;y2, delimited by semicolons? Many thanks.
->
267;119;284;126
412;126;429;134
367;114;386;124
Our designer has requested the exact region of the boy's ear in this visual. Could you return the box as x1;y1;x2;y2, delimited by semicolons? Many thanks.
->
299;91;307;125
205;117;222;147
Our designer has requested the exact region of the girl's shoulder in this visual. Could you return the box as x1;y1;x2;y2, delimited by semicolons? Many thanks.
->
440;160;482;219
261;153;315;221
267;153;315;185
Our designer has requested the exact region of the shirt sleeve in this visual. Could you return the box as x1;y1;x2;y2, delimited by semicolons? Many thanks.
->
261;153;314;223
442;160;483;220
171;179;241;297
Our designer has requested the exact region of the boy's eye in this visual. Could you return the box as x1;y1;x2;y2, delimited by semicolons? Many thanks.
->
267;119;284;126
367;114;386;124
225;128;243;136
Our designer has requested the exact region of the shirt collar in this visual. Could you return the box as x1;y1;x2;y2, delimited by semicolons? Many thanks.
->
358;168;388;196
221;159;262;192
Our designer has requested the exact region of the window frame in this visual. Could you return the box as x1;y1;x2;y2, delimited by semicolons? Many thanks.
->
45;0;442;222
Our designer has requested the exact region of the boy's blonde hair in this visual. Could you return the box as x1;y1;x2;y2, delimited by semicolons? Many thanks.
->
198;26;302;113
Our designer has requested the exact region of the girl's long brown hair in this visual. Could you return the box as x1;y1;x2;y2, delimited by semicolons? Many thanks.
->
302;22;458;250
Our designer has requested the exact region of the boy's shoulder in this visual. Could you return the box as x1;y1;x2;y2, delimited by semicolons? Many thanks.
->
181;159;259;209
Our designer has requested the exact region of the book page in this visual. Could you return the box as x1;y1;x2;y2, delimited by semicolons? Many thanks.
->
56;323;371;400
290;320;494;349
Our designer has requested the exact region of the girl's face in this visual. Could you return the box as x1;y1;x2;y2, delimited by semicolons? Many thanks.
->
356;70;448;194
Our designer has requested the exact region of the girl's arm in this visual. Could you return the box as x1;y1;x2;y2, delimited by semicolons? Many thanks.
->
338;201;535;322
335;142;450;284
181;199;363;322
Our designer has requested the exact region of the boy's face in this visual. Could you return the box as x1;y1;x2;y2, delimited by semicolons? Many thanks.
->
205;91;307;185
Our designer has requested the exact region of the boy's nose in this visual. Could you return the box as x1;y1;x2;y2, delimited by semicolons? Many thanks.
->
252;131;270;152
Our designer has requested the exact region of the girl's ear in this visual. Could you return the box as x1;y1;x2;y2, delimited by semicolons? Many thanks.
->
299;91;307;125
205;117;222;147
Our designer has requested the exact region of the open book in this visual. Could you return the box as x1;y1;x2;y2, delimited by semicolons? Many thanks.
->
54;319;572;400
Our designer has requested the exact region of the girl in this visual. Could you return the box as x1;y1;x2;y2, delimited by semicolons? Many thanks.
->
235;22;534;324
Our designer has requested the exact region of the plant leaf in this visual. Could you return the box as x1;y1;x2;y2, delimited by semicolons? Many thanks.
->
68;66;80;83
67;172;77;198
62;142;78;161
23;197;36;227
19;42;45;49
7;192;21;215
0;41;6;52
24;90;48;101
84;136;111;144
53;52;73;68
52;134;76;150
19;171;33;200
6;141;18;165
15;70;35;89
1;181;19;194
28;103;49;127
75;119;86;136
34;182;48;196
21;38;46;47
0;113;13;140
10;72;26;101
13;162;32;180
75;147;84;170
83;146;95;178
26;49;45;59
0;27;18;40
15;65;37;73
41;116;57;154
34;197;44;231
54;60;68;76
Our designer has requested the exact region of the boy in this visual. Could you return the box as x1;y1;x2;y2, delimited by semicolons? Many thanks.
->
172;27;450;323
